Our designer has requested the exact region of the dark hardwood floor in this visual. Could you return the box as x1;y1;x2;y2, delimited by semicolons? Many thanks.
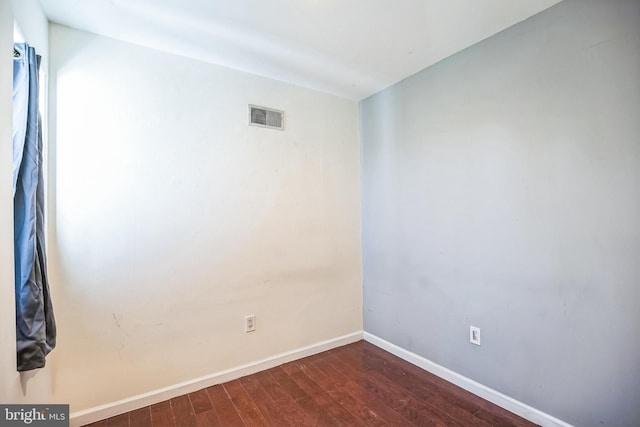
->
84;340;537;427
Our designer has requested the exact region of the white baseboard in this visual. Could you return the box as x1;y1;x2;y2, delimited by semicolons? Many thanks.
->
364;332;572;427
70;331;363;427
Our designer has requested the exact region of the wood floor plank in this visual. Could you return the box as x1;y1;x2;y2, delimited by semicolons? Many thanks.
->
254;369;315;426
104;413;129;427
268;366;341;426
239;375;293;426
150;400;174;427
328;347;475;427
280;361;365;427
352;342;535;427
189;389;213;414
295;358;392;426
171;395;196;427
356;342;489;413
358;341;487;405
128;406;152;427
266;366;308;402
222;380;268;427
474;407;538;427
194;409;221;427
311;355;415;427
336;346;482;421
206;384;247;427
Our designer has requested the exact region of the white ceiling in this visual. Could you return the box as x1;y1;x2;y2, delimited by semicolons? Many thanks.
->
38;0;561;100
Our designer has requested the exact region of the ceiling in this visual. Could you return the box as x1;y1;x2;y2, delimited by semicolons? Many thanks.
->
38;0;562;100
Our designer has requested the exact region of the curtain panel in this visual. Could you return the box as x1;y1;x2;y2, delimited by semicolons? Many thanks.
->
12;42;56;371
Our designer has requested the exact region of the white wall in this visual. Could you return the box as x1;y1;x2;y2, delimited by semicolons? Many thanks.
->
0;0;53;405
0;0;17;404
11;0;48;56
361;0;640;426
47;24;362;412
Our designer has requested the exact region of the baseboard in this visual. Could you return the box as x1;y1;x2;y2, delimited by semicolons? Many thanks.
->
70;331;363;427
364;332;573;427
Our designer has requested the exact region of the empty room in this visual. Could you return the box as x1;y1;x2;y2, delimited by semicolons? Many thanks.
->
1;0;638;426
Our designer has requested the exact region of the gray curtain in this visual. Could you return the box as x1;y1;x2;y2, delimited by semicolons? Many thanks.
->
13;42;56;371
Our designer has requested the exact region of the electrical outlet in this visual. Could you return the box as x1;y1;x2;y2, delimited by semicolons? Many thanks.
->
245;315;256;332
470;326;481;345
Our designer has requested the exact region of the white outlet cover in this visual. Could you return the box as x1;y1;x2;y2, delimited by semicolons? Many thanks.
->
245;315;256;332
470;326;481;345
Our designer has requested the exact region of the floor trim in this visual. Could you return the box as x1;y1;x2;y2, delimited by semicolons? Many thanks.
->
364;332;573;427
70;331;363;427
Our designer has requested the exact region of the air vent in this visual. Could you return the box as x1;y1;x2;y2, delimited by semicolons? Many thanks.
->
249;105;284;130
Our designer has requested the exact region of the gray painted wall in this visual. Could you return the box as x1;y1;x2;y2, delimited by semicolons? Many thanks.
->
360;1;640;426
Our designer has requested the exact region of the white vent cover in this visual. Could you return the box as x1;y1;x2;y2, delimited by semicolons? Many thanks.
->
249;105;284;130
